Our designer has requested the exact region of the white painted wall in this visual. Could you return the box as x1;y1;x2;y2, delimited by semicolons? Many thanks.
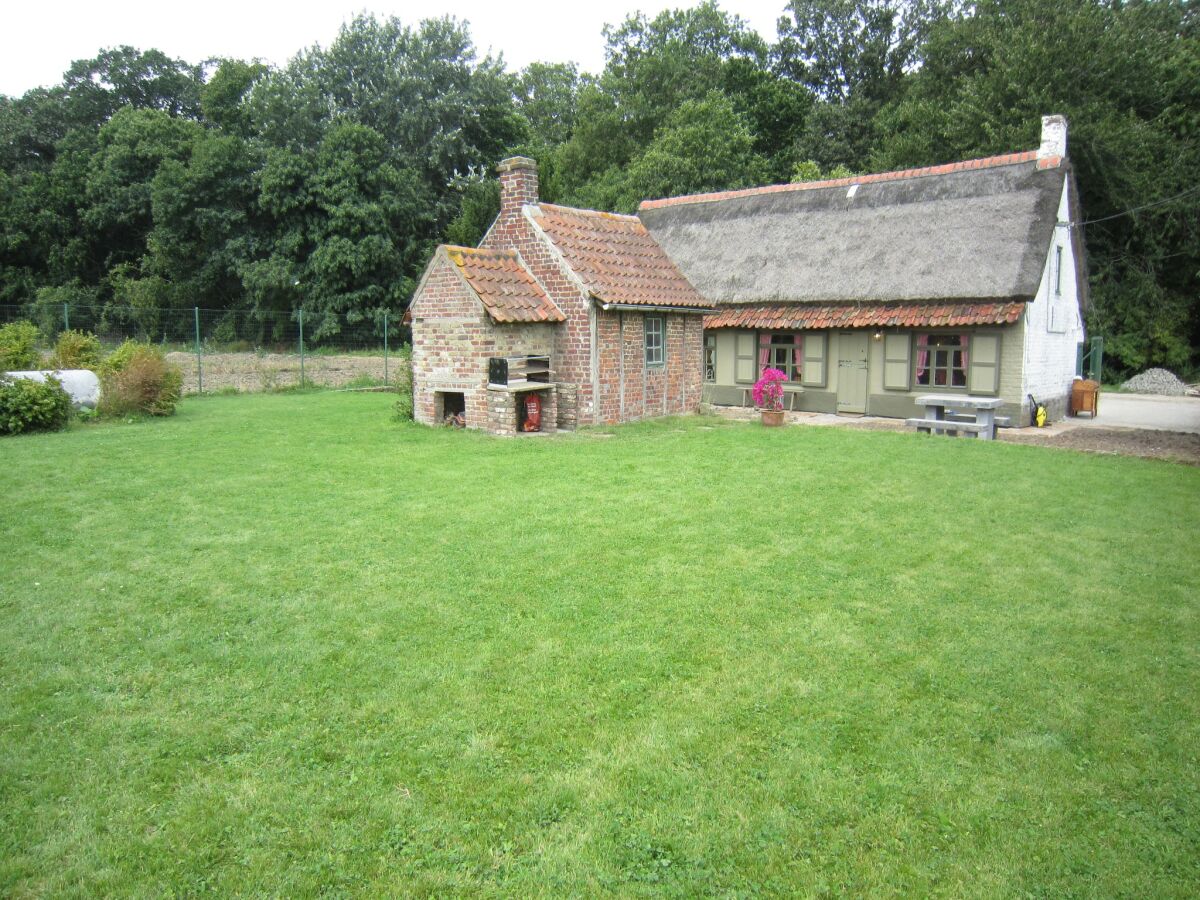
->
1022;179;1084;414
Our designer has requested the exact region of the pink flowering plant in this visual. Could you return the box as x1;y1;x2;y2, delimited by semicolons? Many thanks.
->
752;367;787;411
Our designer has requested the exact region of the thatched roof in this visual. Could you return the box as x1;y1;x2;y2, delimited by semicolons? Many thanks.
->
638;154;1068;305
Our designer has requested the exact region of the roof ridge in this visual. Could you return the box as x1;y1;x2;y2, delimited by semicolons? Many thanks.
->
639;149;1044;211
536;202;643;224
443;244;515;256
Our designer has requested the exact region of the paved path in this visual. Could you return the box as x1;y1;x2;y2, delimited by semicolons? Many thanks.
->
1071;392;1200;434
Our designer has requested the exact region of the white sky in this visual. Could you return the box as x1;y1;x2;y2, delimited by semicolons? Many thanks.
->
1;0;791;98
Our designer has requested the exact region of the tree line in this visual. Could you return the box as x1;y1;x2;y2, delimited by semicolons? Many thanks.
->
1;0;1195;373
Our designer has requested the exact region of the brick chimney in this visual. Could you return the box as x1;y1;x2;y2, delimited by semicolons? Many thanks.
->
497;156;538;215
1037;115;1067;168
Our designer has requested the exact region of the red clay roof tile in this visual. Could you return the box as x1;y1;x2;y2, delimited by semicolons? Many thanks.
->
703;302;1026;331
444;246;565;324
531;204;708;309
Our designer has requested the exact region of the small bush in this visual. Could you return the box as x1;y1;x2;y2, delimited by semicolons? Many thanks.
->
393;390;414;421
0;375;72;435
51;330;104;370
0;320;42;371
98;344;183;417
101;339;149;375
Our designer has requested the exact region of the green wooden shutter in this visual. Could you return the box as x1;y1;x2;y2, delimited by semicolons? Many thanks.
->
968;333;1000;394
883;333;911;391
734;332;756;383
801;332;826;387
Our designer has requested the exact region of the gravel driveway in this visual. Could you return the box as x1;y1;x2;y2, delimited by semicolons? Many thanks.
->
1069;392;1200;434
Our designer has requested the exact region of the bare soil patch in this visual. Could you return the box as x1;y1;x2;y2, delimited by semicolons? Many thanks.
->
1000;426;1200;466
167;351;404;393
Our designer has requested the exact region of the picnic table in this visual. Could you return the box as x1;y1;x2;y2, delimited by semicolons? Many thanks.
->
907;394;1006;440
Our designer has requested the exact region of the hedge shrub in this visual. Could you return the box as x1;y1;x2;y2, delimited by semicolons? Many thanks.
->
98;342;183;417
0;375;72;435
0;320;41;371
51;330;104;370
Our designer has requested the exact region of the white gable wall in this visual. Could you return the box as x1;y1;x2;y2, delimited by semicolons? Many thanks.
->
1022;180;1084;418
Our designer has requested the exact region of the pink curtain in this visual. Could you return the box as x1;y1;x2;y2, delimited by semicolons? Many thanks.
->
758;332;771;372
792;333;803;380
916;333;929;381
960;333;970;369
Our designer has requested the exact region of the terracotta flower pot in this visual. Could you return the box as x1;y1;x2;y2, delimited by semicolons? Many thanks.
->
760;409;785;427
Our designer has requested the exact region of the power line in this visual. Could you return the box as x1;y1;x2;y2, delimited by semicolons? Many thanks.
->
1070;184;1200;228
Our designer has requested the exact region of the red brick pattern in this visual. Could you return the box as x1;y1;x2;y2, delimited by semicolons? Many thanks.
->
592;310;704;424
639;150;1045;211
704;301;1026;331
443;246;565;323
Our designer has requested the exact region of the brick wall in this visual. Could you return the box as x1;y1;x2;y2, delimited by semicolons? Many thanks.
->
591;309;704;424
410;251;555;431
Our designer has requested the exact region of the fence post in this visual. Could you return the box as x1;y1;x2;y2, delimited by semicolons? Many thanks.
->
63;303;69;333
299;309;305;386
194;306;203;394
383;311;389;386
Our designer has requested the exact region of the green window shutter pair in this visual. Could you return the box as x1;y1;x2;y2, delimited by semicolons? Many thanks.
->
968;333;1001;394
883;334;910;391
734;332;756;383
801;333;826;387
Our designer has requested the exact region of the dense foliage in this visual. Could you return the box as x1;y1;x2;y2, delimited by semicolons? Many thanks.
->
0;1;1195;374
0;320;42;370
97;340;183;416
0;374;72;434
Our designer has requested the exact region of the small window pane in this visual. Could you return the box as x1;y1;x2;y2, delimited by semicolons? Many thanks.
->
645;317;664;367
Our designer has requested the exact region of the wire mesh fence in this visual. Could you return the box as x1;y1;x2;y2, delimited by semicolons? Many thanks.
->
1;303;411;394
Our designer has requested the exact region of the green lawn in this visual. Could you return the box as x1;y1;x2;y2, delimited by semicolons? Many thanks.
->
2;393;1197;896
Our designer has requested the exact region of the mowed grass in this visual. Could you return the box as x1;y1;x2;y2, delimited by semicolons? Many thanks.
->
1;393;1197;897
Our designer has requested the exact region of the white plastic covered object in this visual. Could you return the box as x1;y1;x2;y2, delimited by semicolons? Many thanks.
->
5;370;101;409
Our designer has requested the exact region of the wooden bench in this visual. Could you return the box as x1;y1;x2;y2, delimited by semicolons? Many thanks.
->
740;386;804;410
905;417;991;437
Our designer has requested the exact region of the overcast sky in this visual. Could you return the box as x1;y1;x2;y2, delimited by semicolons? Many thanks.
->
1;0;791;98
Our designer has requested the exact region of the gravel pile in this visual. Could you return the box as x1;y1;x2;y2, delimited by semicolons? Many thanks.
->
1121;368;1190;396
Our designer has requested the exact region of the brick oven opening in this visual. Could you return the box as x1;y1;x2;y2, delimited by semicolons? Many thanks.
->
435;391;466;428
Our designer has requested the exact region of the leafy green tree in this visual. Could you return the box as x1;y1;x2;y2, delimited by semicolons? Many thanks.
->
61;47;203;127
200;59;268;136
597;92;769;212
776;0;950;169
554;1;797;204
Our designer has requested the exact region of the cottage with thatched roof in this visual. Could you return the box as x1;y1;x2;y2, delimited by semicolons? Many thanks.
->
408;116;1086;434
640;115;1086;424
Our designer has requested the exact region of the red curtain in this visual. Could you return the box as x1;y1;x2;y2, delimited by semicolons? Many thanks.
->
960;333;970;369
792;333;803;380
758;332;771;372
916;333;929;381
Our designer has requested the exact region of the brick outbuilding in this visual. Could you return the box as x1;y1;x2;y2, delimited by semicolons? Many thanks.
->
409;157;710;434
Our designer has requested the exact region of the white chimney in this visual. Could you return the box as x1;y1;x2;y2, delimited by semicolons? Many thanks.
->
1038;115;1067;162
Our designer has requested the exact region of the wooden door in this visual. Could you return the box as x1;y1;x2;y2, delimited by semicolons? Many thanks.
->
836;332;869;414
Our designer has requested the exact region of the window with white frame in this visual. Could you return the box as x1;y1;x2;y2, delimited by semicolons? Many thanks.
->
645;316;664;367
703;333;716;381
